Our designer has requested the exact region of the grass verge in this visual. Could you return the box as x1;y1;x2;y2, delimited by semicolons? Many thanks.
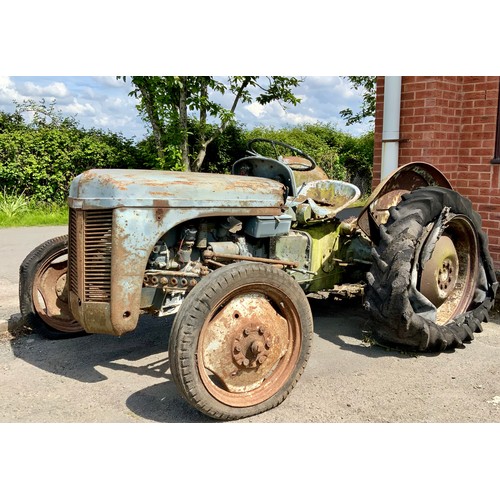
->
0;190;68;227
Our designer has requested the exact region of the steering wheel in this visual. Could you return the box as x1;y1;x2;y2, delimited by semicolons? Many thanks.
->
246;138;317;171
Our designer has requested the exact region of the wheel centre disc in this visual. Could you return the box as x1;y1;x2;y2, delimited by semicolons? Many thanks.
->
420;235;459;307
197;285;302;408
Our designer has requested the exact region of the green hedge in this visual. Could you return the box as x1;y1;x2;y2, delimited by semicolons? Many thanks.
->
0;112;145;203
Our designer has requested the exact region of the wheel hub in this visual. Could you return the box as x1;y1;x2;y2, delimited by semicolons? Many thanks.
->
436;258;458;297
55;274;68;300
232;325;273;368
420;235;459;307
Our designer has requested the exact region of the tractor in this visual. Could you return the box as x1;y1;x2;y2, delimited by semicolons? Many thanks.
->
20;138;498;420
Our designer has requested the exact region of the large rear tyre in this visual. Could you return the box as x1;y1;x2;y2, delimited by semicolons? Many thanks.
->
19;236;85;340
365;187;498;351
168;262;314;420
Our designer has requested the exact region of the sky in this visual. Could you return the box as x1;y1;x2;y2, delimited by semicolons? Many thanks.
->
0;76;372;142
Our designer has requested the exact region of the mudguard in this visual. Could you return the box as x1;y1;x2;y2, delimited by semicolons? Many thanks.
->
357;162;452;244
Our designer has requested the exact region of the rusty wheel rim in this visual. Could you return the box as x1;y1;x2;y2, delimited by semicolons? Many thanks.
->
32;248;82;333
419;215;478;325
197;283;302;407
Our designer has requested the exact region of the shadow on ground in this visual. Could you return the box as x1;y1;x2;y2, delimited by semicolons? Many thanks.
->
307;295;454;359
8;294;474;422
10;315;173;383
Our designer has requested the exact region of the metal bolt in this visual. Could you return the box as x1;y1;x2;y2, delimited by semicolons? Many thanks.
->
257;355;267;364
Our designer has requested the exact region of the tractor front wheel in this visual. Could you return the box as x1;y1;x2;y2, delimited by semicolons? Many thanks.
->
19;236;85;340
168;262;314;420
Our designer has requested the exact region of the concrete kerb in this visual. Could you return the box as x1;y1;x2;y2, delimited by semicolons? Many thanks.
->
0;314;24;334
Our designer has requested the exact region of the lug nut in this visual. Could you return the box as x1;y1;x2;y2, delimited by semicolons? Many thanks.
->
257;355;267;364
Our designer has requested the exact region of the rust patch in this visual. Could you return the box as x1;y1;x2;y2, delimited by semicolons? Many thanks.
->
154;207;167;223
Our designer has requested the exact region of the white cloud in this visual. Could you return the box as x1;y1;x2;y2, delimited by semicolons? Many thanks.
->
245;101;265;118
59;99;96;116
241;100;318;128
20;81;69;98
92;115;132;128
0;76;21;105
93;76;126;88
103;96;125;111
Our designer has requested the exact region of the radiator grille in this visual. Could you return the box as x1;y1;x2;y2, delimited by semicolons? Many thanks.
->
83;210;113;302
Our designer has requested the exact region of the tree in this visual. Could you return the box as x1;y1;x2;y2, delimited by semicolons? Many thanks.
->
339;76;377;126
121;76;303;172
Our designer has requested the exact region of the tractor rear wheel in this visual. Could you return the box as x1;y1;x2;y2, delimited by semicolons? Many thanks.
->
365;187;498;351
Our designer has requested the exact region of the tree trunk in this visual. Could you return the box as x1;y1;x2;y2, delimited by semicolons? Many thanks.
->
193;77;252;172
192;81;208;173
179;77;190;171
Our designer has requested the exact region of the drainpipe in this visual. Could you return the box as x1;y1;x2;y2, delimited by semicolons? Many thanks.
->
381;76;402;179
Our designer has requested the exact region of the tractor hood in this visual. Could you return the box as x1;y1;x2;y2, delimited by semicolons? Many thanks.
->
68;169;286;210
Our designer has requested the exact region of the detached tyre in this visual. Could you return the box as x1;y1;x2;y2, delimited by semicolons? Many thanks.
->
19;236;85;340
365;187;498;351
169;262;314;420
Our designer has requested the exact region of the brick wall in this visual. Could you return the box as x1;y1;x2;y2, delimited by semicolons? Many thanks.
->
373;76;500;270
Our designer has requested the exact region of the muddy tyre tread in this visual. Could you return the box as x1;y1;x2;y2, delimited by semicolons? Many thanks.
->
365;187;498;352
169;262;314;420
